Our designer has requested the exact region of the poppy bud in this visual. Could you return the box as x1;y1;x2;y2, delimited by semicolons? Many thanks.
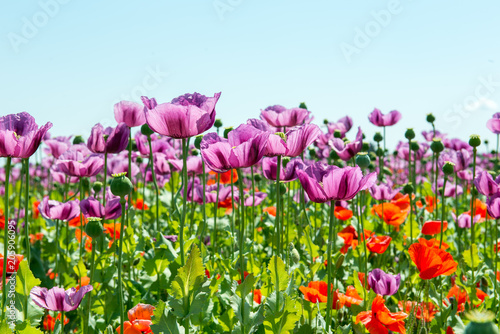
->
376;148;384;157
73;136;84;145
136;157;143;164
333;130;342;138
279;182;287;195
92;181;103;194
405;128;415;140
442;161;455;175
403;183;414;194
192;149;199;156
110;172;133;197
223;127;233;139
299;102;308;110
194;135;203;150
355;153;371;169
141;124;154;136
214;119;223;128
465;310;499;334
335;254;345;269
410;141;420;151
426;113;436;123
289;243;300;265
85;217;103;239
484;139;489;145
469;135;481;148
362;143;370;151
329;150;339;160
323;119;329;125
374;132;383;142
430;138;444;153
254;174;262;182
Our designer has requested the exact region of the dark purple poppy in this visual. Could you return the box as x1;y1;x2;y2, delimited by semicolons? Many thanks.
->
368;269;401;296
30;285;93;312
260;105;311;128
0;112;52;158
114;100;146;127
87;123;129;154
143;92;220;138
368;108;401;127
474;171;499;197
297;162;376;203
80;196;122;220
330;127;363;161
38;196;80;221
487;193;500;219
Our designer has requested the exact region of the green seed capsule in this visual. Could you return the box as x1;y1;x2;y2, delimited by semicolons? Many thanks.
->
426;113;436;123
194;135;203;150
373;132;383;142
442;161;455;175
73;135;84;145
85;218;104;239
403;183;414;194
405;128;415;140
469;135;481;148
92;181;103;194
223;127;233;139
430;138;444;153
465;310;499;334
299;102;308;110
110;172;133;197
141;124;154;136
214;119;223;128
356;153;371;169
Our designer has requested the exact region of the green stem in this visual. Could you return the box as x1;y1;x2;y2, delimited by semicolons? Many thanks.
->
212;174;220;269
79;178;84;257
117;198;127;334
147;135;160;233
23;158;30;265
439;177;448;249
180;138;188;266
198;162;207;250
236;168;246;334
85;239;97;334
325;202;335;333
470;147;477;294
230;171;236;262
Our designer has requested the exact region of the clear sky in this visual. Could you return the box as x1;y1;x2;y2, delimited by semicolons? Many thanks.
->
1;0;499;148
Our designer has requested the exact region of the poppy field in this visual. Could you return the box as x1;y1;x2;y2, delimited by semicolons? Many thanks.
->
1;93;500;334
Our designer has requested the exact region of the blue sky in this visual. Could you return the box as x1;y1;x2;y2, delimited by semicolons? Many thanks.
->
1;0;499;148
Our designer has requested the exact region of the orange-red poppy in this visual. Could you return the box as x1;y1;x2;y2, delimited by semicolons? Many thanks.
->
29;232;44;244
208;169;238;185
334;206;353;221
32;200;41;219
391;193;412;211
133;199;148;210
75;229;93;252
356;294;408;334
358;272;370;290
69;215;88;227
463;199;489;221
46;268;58;280
398;301;438;322
418;238;449;250
332;286;362;309
0;254;23;278
253;289;263;304
43;313;69;331
416;196;439;213
337;225;374;254
103;223;122;240
421;221;447;235
408;243;457;280
366;236;392;254
263;206;276;217
372;203;409;227
117;304;155;334
299;281;329;303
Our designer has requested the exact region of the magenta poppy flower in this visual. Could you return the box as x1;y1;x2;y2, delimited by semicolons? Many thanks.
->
114;101;146;127
474;171;500;197
297;162;376;203
367;269;401;296
30;285;93;312
369;183;400;201
107;153;140;178
169;156;208;174
55;145;104;177
192;184;234;204
487;112;500;134
262;157;304;182
38;196;80;221
330;127;363;161
368;108;401;127
451;212;481;228
487;193;500;219
143;92;221;138
0;112;52;158
438;149;470;172
87;123;130;154
200;125;269;173
285;124;321;157
80;196;122;220
235;190;268;206
433;179;463;197
327;116;353;137
135;132;175;156
43;136;71;159
260;105;311;128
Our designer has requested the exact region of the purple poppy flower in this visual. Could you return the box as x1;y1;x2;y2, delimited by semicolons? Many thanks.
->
262;157;304;182
107;152;140;178
87;123;129;154
487;112;500;134
235;190;268;206
30;285;93;312
55;145;104;177
285;124;321;157
169;156;208;174
38;196;80;221
444;138;471;152
80;196;122;220
368;108;401;127
330;127;363;161
0;112;52;158
474;171;500;196
368;269;401;296
143;92;221;138
192;184;234;204
438;149;470;172
114;101;146;127
200;125;270;173
451;212;481;228
260;105;311;128
135;132;176;156
164;235;178;243
44;136;71;159
433;178;463;197
422;130;446;142
369;183;400;201
487;193;500;219
296;162;376;203
327;116;353;137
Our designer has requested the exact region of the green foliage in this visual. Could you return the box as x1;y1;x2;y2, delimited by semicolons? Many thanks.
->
268;256;289;292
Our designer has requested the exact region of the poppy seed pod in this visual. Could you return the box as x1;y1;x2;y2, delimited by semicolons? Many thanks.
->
403;183;414;194
85;217;104;239
299;102;308;110
430;138;444;153
410;141;420;151
323;119;329;125
374;132;383;142
110;172;133;197
355;153;370;170
405;128;415;140
214;119;223;128
465;310;499;334
194;135;203;150
92;181;103;194
469;135;481;148
141;124;154;136
442;161;455;175
223;127;233;139
426;113;436;123
73;136;84;145
333;130;342;138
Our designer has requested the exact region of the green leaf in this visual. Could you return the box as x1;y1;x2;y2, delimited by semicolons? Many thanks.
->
150;300;180;334
353;270;366;299
73;259;87;278
268;256;289;292
263;295;300;334
15;321;44;334
300;226;319;261
402;219;420;244
236;273;255;299
16;260;41;297
464;244;480;269
171;244;205;298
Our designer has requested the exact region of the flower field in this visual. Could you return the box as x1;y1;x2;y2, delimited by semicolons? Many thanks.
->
0;94;499;333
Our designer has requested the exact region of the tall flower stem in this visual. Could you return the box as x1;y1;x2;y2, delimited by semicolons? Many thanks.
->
147;135;160;232
117;197;127;334
325;202;335;333
198;161;207;250
455;175;461;253
470;146;478;290
2;157;11;316
230;171;236;262
439;177;448;249
434;153;440;219
79;178;84;257
23;158;31;265
236;169;246;334
211;174;220;269
179;138;188;266
358;192;369;308
275;156;282;258
251;167;256;241
85;238;97;334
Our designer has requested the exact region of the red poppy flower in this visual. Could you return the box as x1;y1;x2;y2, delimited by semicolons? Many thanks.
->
69;215;88;227
117;303;155;334
43;313;69;331
332;286;362;309
366;235;392;254
337;225;373;254
133;199;148;210
372;203;409;227
398;301;438;322
421;221;447;235
32;200;41;219
299;281;329;303
334;206;353;221
418;238;449;250
416;196;438;213
0;254;23;278
356;294;407;334
237;271;250;284
253;289;263;304
29;232;44;244
408;243;457;280
208;169;238;185
263;206;276;217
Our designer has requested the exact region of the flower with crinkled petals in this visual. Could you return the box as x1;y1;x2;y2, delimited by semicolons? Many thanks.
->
260;105;311;128
487;193;500;219
299;281;329;303
369;183;400;201
54;145;104;177
474;171;500;197
38;196;80;222
368;269;401;296
262;157;304;182
142;92;220;138
487;112;500;134
408;243;457;280
87;123;129;154
114;100;146;127
30;285;93;312
330;127;363;161
356;294;407;334
0;112;52;158
368;108;402;127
